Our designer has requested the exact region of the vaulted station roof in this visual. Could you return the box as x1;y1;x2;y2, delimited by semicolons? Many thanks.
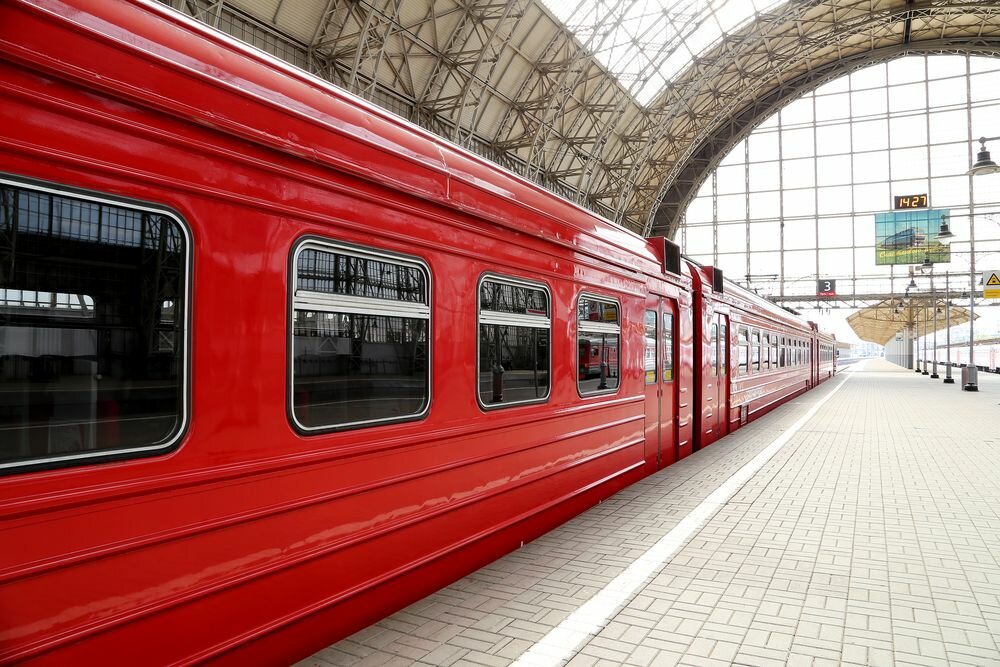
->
166;0;1000;237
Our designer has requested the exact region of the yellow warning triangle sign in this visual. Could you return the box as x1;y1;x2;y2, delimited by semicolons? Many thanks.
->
989;273;1000;286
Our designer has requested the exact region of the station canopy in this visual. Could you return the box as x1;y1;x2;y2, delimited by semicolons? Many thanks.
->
170;0;1000;237
847;298;975;345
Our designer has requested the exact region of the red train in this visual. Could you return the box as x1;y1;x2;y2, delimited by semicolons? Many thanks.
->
0;2;835;664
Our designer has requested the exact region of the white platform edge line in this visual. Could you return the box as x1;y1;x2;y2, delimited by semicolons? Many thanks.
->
512;363;861;667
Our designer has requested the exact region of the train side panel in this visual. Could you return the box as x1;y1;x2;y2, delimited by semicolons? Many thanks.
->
0;5;661;663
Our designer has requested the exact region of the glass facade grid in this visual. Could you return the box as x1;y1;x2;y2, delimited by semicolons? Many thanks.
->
681;55;1000;301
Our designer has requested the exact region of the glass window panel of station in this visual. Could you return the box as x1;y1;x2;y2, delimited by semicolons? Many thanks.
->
747;131;780;163
816;155;852;186
478;276;550;408
817;186;853;215
716;193;746;222
852;118;889;152
853;150;889;184
928;56;967;80
819;216;853;249
685;196;713;225
783;250;815;281
685;223;714;252
784;220;816;251
890;148;929;181
888;82;927;114
715;254;746;282
577;295;620;395
852;215;877;247
853;62;888;89
782;189;816;218
888;56;927;85
971;57;1000;74
889;114;928;149
971;71;1000;102
891;179;930;203
971;103;1000;137
715;164;746;196
853;182;891;211
748;161;780;192
781;96;814;127
815;123;852;156
749;251;781;281
851;86;888;118
927;77;967;110
748;219;781;252
718;141;746;167
818;248;853;276
782;158;815;190
781;127;815;160
929;112;971;151
816;76;850;95
717;222;748;254
749;191;781;219
291;241;430;431
930;175;970;208
815;93;851;123
0;181;189;471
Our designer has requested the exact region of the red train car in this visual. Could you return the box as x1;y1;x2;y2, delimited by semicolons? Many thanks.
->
0;2;832;664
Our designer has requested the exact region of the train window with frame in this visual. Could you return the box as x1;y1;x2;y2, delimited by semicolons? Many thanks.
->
710;322;718;376
772;336;779;369
763;334;771;369
751;330;761;372
0;177;190;472
644;310;657;385
577;294;620;395
737;326;749;375
663;311;674;382
478;275;550;408
719;323;727;376
290;238;430;432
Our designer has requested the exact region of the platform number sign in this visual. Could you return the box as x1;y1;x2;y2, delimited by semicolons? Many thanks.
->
817;279;836;297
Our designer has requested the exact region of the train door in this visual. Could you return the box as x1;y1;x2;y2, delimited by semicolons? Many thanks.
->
716;313;730;437
644;294;678;470
702;312;728;445
810;336;818;386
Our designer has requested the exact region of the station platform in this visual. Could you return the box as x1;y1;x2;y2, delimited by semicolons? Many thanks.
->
298;360;1000;667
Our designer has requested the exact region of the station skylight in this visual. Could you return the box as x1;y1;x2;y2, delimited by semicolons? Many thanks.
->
539;0;787;105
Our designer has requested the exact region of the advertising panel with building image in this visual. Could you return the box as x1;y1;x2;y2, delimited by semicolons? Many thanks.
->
874;208;952;265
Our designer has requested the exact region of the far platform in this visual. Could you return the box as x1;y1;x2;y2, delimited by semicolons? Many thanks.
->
298;360;1000;667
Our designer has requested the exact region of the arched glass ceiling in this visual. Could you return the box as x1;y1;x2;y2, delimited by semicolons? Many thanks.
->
539;0;787;105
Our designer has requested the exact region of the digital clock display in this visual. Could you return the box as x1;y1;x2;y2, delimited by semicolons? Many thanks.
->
894;194;929;209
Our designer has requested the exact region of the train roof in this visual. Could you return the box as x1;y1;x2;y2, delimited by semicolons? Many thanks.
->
9;0;683;285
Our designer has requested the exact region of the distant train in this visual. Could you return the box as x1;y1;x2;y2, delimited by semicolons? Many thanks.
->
0;1;835;664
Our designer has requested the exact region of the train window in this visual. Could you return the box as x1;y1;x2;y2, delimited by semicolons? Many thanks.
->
478;276;550;408
719;323;727;376
772;336;779;369
0;178;190;472
763;334;771;369
737;327;748;375
577;294;620;395
290;239;430;432
644;311;657;384
710;323;718;376
751;331;761;372
663;312;674;382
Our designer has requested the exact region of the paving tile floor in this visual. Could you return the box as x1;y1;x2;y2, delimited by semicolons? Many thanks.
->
297;360;1000;666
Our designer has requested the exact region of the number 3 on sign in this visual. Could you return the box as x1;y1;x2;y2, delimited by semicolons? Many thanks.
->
817;279;836;296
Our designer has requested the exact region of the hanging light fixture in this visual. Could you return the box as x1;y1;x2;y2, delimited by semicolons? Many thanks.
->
937;213;954;240
969;137;1000;176
908;277;917;289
